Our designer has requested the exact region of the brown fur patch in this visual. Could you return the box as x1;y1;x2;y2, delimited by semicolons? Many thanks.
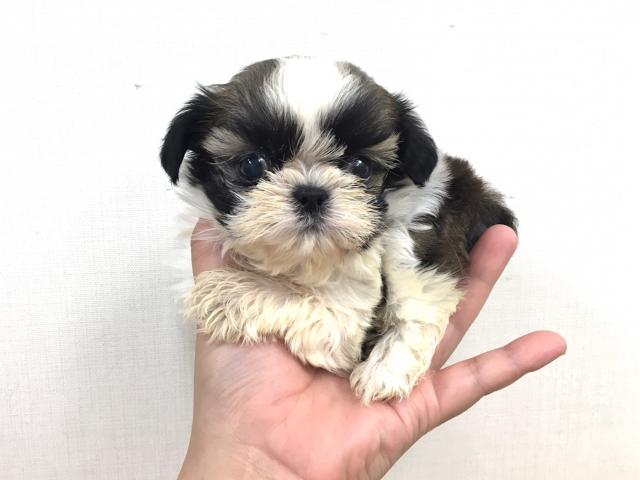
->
410;155;518;276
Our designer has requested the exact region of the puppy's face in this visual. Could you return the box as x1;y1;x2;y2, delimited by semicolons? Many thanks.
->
161;57;437;271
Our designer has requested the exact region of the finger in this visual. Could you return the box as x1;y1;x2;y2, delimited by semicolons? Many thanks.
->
191;219;227;276
431;225;518;369
428;331;567;429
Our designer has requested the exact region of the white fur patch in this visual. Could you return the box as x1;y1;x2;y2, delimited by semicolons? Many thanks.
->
174;158;218;221
269;57;350;128
264;57;360;156
384;150;451;231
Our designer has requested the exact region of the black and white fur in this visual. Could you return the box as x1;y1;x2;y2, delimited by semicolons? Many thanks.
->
160;57;517;403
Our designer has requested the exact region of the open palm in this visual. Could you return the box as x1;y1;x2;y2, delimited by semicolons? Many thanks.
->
180;224;566;480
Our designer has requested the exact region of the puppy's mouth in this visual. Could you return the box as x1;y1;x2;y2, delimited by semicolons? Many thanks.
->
298;214;326;233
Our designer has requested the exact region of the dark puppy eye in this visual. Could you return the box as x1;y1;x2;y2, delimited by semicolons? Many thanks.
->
345;157;371;179
239;153;268;181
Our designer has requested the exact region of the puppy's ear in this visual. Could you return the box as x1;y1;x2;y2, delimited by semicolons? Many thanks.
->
160;87;215;184
392;94;438;186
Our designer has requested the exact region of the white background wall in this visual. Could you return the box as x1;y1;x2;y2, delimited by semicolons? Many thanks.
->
1;1;639;478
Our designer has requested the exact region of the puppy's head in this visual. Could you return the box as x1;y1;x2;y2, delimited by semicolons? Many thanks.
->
161;57;437;274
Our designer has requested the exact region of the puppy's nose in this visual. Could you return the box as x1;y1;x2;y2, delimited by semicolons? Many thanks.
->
292;185;329;215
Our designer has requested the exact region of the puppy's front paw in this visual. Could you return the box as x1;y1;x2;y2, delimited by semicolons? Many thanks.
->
186;268;252;342
350;339;430;404
285;328;359;375
350;360;413;404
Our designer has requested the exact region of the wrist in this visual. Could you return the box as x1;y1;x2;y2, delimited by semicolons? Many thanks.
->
178;430;300;480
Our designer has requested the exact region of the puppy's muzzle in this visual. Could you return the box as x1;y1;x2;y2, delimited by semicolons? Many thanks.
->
292;185;329;217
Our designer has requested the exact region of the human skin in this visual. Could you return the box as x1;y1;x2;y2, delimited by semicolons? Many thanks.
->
179;222;567;480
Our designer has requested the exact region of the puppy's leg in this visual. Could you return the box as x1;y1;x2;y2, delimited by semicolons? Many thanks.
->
350;266;463;403
187;268;366;373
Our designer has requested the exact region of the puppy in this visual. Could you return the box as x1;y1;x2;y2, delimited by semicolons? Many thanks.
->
160;57;516;403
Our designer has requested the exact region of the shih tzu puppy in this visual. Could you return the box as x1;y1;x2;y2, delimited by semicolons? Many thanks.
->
160;56;516;403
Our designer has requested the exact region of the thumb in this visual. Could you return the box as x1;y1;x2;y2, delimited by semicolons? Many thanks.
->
191;219;227;276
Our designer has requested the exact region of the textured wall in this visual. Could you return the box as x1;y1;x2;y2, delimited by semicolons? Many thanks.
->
1;1;638;478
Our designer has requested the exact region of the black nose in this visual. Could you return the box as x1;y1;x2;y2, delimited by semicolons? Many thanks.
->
292;185;329;215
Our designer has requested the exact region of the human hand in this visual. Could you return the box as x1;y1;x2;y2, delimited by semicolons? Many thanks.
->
179;221;566;480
